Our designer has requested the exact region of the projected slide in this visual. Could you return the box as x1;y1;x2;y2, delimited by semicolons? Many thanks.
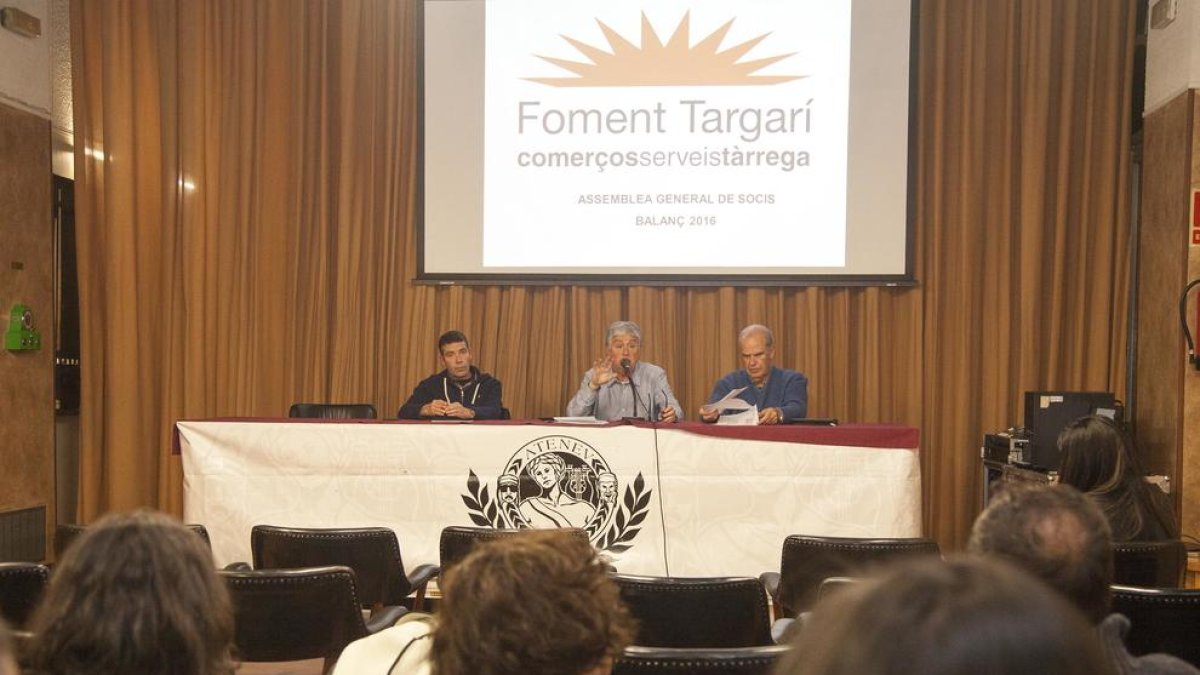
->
422;0;914;282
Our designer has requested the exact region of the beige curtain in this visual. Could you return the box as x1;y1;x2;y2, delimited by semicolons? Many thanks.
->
71;0;1134;550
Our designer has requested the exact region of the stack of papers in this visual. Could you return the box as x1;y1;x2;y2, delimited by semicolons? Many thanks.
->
552;416;608;425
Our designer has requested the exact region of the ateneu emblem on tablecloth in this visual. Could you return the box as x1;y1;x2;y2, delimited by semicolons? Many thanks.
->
462;434;651;552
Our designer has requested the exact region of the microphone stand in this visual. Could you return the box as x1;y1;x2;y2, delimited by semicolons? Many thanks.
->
621;359;642;420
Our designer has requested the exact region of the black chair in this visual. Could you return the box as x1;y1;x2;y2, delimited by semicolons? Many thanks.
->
760;535;940;617
251;525;438;612
0;563;49;629
221;565;402;674
816;575;859;602
613;645;790;675
613;574;773;648
438;525;589;573
1112;585;1200;667
1112;540;1186;587
288;403;377;419
53;523;87;559
55;522;212;559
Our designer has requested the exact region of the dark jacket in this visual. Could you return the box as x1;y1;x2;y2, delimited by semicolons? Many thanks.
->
397;366;504;420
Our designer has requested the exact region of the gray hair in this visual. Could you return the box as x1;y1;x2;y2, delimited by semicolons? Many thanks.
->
605;321;642;345
738;324;774;348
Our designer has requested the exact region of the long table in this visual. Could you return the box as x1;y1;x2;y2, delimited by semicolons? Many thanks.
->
178;419;922;577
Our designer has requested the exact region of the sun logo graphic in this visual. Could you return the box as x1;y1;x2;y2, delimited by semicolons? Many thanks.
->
526;12;803;87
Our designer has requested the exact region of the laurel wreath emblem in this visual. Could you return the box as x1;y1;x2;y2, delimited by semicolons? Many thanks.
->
462;470;652;553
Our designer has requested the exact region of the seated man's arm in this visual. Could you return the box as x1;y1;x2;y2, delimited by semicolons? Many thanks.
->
699;376;734;423
777;372;808;421
654;369;683;422
470;379;504;420
565;372;598;417
398;379;436;419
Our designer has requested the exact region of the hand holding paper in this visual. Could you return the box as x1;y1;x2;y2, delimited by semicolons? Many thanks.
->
699;387;760;424
700;387;753;415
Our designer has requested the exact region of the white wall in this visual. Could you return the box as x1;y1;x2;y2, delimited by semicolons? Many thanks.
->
0;0;50;119
1145;0;1200;116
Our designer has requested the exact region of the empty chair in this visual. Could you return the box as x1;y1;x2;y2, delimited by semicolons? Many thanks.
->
438;525;589;573
1112;585;1200;667
55;522;211;559
221;565;401;674
613;645;789;675
0;563;48;629
251;525;437;612
288;403;377;419
760;535;940;617
1112;540;1186;587
613;574;772;648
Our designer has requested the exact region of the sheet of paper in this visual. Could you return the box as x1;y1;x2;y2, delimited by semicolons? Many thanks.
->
699;387;753;415
716;406;759;426
552;416;608;425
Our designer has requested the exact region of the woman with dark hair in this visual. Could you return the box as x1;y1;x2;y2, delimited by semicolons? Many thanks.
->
1057;415;1178;541
774;557;1116;675
27;510;235;675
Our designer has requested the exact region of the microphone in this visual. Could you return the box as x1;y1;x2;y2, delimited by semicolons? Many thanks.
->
620;359;640;419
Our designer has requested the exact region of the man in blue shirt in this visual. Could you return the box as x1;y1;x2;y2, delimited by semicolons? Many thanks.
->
699;324;808;425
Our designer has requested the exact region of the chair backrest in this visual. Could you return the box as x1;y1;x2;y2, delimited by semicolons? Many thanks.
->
0;562;49;629
55;522;211;559
221;566;369;663
613;645;790;675
288;403;377;420
777;535;940;616
252;525;411;607
612;574;772;648
438;526;589;574
1112;540;1186;587
53;523;87;559
815;576;859;602
1111;585;1200;667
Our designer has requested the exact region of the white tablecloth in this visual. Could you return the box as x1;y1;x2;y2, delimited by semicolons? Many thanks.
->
179;420;921;577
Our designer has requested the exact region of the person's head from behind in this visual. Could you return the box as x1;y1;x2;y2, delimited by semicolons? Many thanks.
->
1057;415;1176;539
1057;415;1134;493
431;529;633;675
774;556;1115;675
28;510;233;675
968;483;1112;623
437;330;473;380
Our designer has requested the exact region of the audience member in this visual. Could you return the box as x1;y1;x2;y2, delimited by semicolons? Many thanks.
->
567;320;681;422
27;510;234;675
398;330;504;420
334;529;633;675
773;556;1115;675
699;324;808;424
968;483;1197;675
1057;416;1178;541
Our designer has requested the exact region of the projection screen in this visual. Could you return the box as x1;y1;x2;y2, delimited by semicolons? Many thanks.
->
419;0;916;285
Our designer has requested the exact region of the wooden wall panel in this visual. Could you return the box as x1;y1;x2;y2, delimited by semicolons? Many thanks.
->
0;101;55;558
1185;93;1200;538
